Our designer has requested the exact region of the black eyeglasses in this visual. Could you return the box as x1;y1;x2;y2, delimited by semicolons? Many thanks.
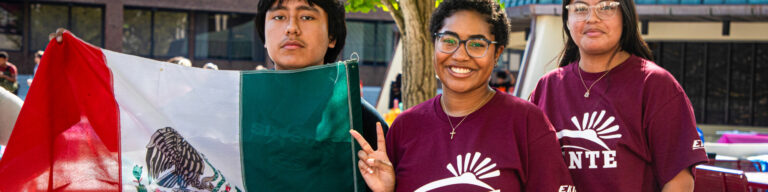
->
434;33;498;58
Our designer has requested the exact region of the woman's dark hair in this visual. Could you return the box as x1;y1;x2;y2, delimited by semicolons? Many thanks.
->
256;0;346;64
559;0;653;67
429;0;511;52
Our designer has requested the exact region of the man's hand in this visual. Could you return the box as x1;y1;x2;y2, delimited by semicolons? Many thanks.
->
49;28;67;43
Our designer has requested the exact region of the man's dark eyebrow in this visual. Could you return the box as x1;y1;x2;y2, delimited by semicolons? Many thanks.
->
268;4;319;12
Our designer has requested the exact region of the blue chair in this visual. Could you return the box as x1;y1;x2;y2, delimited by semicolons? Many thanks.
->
748;0;768;3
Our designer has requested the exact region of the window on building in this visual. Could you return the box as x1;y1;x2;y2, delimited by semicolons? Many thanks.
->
123;8;188;58
344;21;396;66
194;12;263;61
0;2;23;51
30;3;103;51
650;42;768;127
123;9;151;56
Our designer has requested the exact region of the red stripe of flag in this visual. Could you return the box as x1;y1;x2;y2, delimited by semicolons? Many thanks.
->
0;31;121;191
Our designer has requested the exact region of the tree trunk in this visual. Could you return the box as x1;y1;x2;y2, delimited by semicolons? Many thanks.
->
399;0;436;109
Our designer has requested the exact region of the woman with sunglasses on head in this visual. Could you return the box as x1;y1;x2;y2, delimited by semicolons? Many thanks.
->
529;0;708;191
349;0;574;191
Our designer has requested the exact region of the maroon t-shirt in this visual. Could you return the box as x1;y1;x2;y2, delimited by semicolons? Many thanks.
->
530;55;708;191
386;91;575;192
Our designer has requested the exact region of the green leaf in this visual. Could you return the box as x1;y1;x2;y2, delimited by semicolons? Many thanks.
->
432;0;505;9
132;165;142;180
345;0;399;13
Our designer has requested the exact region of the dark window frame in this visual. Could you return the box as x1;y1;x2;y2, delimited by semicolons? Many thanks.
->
192;11;260;61
28;2;105;51
650;41;768;127
344;19;397;66
123;6;191;60
0;1;25;51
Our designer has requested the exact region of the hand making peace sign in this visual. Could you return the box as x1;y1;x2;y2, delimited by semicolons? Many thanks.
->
349;122;395;192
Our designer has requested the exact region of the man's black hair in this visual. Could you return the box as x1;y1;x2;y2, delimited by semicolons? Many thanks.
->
0;51;8;59
429;0;511;52
255;0;346;64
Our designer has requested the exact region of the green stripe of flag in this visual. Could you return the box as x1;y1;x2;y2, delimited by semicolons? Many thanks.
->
240;60;363;191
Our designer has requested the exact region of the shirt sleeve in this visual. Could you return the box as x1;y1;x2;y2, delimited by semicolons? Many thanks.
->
528;86;540;105
646;92;708;186
528;78;546;105
9;65;17;77
523;106;575;192
385;114;400;170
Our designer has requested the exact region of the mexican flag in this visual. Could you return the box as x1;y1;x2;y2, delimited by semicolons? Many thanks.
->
0;32;365;191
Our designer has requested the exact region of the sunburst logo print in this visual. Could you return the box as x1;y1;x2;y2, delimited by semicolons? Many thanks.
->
415;152;500;192
557;110;622;150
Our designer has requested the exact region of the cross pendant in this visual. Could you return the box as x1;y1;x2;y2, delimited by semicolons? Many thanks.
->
450;130;456;140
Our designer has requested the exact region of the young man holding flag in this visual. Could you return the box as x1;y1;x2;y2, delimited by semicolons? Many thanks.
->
254;0;388;147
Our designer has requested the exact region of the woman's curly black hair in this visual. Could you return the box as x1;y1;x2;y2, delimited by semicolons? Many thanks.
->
429;0;511;52
256;0;346;64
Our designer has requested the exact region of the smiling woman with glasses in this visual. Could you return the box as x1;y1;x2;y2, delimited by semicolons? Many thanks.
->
349;0;575;191
529;0;709;191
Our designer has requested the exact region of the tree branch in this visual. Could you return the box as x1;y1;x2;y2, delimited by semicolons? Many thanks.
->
380;0;405;36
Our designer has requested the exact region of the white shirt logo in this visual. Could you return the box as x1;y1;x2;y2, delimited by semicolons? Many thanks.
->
557;110;622;150
558;110;621;169
692;140;704;150
415;152;500;192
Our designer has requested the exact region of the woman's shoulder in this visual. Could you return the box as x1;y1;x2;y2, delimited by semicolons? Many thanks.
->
635;57;683;87
539;64;571;82
492;92;542;116
623;56;687;99
393;96;440;122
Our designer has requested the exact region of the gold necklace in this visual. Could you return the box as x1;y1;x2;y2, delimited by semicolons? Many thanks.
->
577;50;621;98
577;65;611;98
440;89;495;140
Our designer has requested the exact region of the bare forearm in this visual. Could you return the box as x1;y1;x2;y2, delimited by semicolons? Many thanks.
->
2;75;16;82
662;168;694;192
